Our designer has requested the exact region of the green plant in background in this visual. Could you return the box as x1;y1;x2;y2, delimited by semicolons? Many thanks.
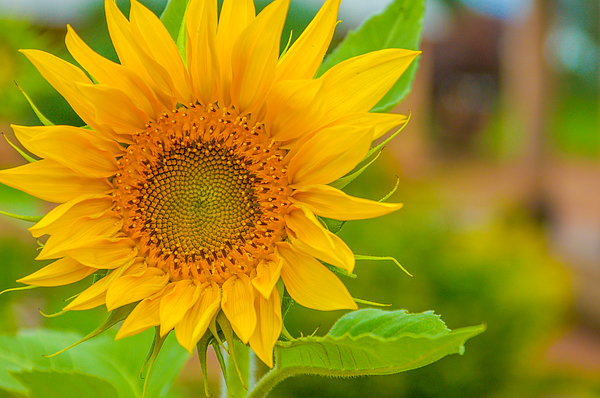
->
0;0;486;397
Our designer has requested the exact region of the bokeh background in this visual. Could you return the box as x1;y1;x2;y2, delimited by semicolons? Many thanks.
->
0;0;598;397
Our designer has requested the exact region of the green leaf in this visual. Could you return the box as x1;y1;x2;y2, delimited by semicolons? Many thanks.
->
318;0;425;112
10;369;119;398
0;328;189;398
160;0;189;43
248;310;484;397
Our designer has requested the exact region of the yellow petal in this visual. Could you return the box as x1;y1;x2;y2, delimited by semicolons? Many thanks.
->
65;24;165;119
216;0;255;106
221;273;256;344
104;0;176;108
159;280;199;336
319;48;420;115
63;262;134;311
292;184;403;220
186;0;219;105
116;283;176;340
105;267;169;311
17;257;97;287
265;79;325;142
174;281;221;353
230;0;289;114
129;0;192;104
37;216;122;260
61;238;137;269
12;125;124;158
19;49;101;132
251;259;282;299
322;112;408;140
75;83;149;137
249;288;282;368
278;242;357;311
285;208;354;272
26;126;119;178
28;193;113;238
0;159;111;203
287;124;373;186
275;0;340;81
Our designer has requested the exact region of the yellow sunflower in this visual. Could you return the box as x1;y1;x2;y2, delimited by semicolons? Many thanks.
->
0;0;419;367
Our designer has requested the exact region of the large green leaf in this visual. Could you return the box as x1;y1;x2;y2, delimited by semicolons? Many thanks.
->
0;328;189;398
10;369;119;398
318;0;425;112
275;309;484;376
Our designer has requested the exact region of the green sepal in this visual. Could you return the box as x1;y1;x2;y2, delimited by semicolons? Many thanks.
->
44;302;137;358
365;113;411;161
195;332;214;397
379;177;400;202
140;327;169;398
324;263;357;279
15;82;55;126
160;0;189;45
216;312;247;392
2;133;36;163
354;297;392;307
355;254;413;277
318;216;346;235
329;150;382;190
0;285;38;297
92;269;109;284
317;0;425;112
0;209;43;222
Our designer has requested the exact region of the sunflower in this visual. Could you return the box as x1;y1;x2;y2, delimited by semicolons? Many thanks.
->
0;0;419;367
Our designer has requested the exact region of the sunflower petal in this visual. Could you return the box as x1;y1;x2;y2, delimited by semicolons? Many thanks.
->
322;112;408;140
0;159;111;203
285;208;354;272
75;83;149;137
61;238;137;269
26;126;119;178
276;0;340;81
65;24;165;119
186;0;219;105
230;0;289;114
221;273;256;343
116;284;176;340
277;242;357;311
17;257;97;287
129;0;192;104
28;194;112;238
292;184;403;220
105;267;169;311
216;0;255;106
174;281;221;353
159;280;199;336
249;288;282;368
287;124;373;186
251;259;282;299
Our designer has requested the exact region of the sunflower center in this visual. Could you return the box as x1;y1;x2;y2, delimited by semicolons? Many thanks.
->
113;103;291;284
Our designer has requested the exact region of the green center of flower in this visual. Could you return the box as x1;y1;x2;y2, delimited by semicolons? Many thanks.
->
138;140;259;258
114;103;292;283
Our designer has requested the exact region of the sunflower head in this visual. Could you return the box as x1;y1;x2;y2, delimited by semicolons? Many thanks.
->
0;0;419;369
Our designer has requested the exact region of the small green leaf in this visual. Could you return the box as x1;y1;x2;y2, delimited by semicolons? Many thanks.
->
15;83;55;126
160;0;190;43
10;369;119;398
318;0;425;112
276;309;484;376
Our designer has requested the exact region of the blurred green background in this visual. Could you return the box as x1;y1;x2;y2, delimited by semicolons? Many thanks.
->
0;0;599;397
